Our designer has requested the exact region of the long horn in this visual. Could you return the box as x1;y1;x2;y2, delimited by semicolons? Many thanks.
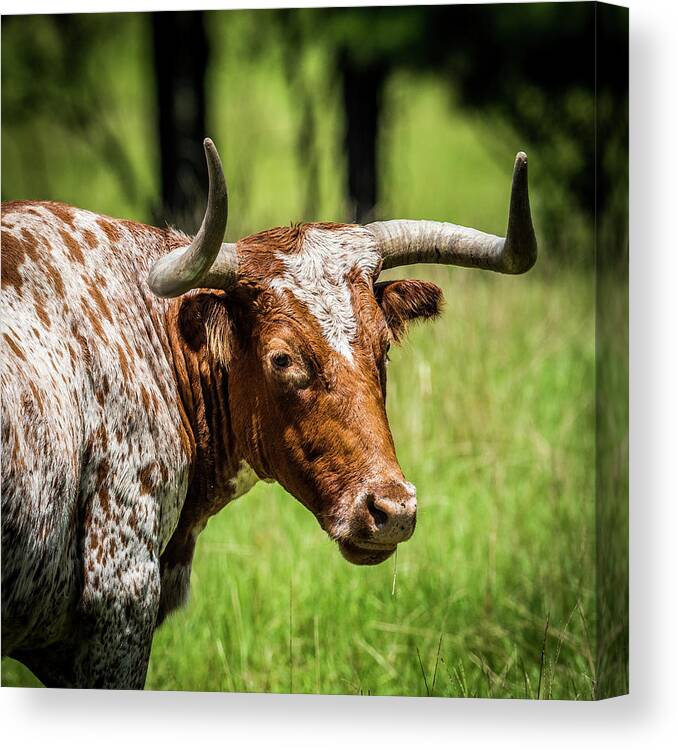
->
147;138;238;297
367;152;537;274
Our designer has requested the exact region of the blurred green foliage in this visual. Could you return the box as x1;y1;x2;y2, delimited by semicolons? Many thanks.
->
2;4;629;267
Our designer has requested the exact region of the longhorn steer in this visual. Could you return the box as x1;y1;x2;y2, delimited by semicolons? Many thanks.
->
1;139;536;688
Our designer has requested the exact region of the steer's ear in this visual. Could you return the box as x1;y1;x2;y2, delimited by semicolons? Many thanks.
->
178;292;234;366
375;279;443;342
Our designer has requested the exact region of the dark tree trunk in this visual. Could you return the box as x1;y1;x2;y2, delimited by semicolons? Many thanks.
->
339;52;387;223
151;11;209;232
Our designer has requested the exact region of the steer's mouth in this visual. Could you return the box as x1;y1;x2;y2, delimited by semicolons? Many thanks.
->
338;540;397;566
319;481;416;565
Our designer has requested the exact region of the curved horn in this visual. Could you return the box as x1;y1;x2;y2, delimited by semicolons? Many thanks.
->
367;152;537;274
147;138;238;298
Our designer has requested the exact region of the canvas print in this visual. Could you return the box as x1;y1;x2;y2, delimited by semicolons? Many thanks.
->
1;3;628;698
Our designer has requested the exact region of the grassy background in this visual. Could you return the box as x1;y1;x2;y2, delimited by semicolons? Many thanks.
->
2;10;598;697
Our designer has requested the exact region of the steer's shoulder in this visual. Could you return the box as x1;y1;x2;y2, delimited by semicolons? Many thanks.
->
1;200;172;301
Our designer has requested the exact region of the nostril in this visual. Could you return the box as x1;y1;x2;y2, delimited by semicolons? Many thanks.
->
366;494;389;529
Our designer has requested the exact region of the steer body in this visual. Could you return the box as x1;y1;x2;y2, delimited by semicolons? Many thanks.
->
0;202;429;688
1;141;536;689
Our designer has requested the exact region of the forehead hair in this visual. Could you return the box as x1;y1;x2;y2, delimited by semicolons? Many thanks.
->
240;223;381;364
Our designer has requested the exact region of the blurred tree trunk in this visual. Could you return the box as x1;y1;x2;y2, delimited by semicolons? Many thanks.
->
151;11;209;232
278;10;320;222
340;52;387;223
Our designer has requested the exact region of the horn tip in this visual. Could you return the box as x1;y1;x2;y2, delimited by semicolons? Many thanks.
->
515;151;528;166
203;137;217;157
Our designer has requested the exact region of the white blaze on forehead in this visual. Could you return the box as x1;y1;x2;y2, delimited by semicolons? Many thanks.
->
269;226;380;362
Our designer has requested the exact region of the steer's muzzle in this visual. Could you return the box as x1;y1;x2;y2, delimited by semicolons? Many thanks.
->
362;481;417;544
337;479;417;566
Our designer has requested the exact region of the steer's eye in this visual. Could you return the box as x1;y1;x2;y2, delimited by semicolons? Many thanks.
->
271;352;292;369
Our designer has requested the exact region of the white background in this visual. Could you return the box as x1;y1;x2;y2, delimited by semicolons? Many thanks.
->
1;0;676;747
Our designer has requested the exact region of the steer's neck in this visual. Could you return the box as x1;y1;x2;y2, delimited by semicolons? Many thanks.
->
169;297;248;511
155;296;262;627
134;227;248;512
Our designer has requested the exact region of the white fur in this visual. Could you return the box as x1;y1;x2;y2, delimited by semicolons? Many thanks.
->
269;226;380;363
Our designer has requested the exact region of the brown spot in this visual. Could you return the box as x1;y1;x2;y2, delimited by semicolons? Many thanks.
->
85;278;113;323
95;460;111;516
99;487;111;517
3;332;26;361
97;218;120;243
81;298;106;340
1;229;33;293
140;383;151;411
43;260;65;297
120;332;135;365
36;305;52;330
20;228;36;244
47;202;76;229
73;327;92;370
138;463;156;495
82;229;97;248
116;342;131;381
92;371;111;410
94;424;109;452
59;227;85;265
28;380;45;413
5;225;67;298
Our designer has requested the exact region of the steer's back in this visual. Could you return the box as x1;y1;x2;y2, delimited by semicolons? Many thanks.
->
1;201;189;654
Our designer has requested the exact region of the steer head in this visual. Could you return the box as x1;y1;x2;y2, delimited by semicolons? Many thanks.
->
148;139;537;565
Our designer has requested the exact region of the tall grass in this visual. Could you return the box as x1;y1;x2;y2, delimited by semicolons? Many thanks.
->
1;10;597;697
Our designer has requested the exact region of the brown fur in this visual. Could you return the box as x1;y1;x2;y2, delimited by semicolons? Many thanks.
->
375;279;443;342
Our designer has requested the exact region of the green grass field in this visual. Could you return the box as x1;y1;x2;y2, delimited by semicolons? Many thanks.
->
2;11;600;697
